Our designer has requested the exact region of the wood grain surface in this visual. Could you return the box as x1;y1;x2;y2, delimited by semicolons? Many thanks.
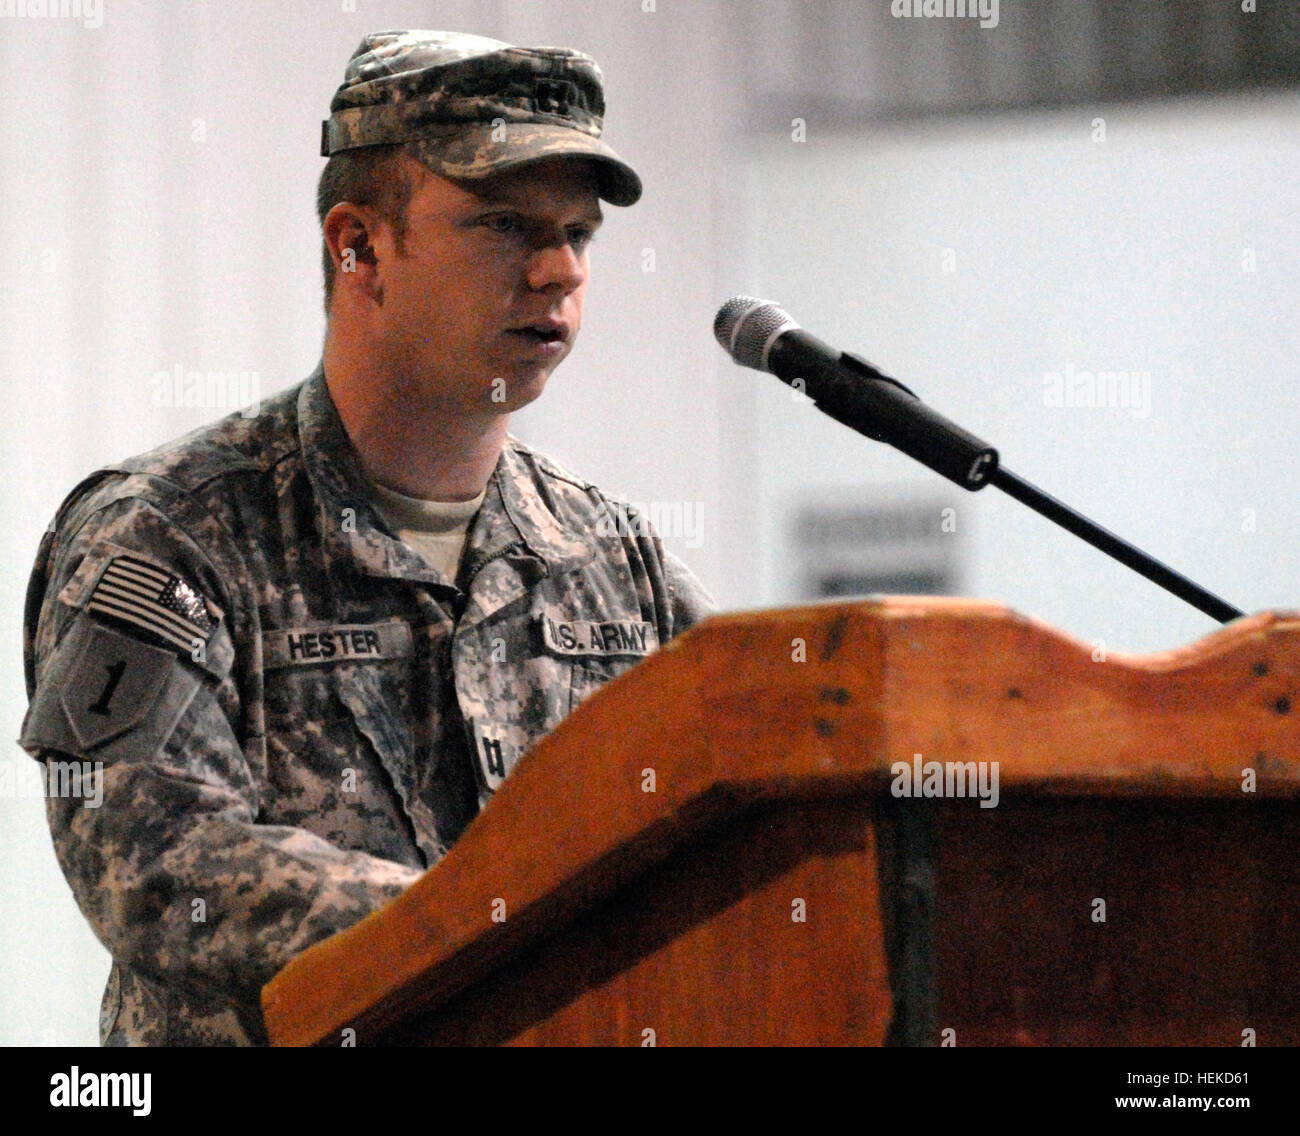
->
262;598;1299;1046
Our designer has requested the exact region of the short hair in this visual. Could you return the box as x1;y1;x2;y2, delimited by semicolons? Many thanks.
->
315;144;418;315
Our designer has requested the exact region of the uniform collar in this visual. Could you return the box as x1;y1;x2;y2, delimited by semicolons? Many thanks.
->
298;365;594;586
298;366;435;583
488;440;596;574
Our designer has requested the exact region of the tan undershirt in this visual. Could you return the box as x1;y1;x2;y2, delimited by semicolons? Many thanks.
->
368;480;487;582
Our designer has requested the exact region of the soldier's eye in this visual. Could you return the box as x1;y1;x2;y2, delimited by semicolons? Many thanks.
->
482;213;524;236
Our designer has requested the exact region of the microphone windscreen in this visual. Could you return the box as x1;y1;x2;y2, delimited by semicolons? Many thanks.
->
713;296;798;372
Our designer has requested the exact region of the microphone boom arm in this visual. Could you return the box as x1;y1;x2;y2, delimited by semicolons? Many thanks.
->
783;340;1244;625
987;465;1243;624
716;295;1245;624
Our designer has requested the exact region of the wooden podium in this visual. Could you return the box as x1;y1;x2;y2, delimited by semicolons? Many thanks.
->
262;598;1300;1046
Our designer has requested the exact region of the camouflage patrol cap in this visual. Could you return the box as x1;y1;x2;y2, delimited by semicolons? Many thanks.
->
322;29;642;206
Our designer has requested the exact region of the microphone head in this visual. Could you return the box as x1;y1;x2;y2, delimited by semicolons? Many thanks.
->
713;296;800;372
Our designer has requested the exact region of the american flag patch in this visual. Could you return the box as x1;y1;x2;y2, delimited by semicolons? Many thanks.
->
87;556;219;653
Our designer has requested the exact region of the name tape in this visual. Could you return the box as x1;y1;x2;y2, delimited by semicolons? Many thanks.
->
262;622;413;669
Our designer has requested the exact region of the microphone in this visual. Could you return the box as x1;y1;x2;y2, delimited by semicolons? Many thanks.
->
714;296;998;490
713;295;1244;624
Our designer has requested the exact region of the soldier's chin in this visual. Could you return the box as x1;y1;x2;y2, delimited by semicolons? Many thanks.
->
488;369;553;413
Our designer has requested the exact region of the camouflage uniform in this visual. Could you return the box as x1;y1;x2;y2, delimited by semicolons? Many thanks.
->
20;368;713;1044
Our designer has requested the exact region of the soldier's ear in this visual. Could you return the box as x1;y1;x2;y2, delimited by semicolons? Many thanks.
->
323;204;384;304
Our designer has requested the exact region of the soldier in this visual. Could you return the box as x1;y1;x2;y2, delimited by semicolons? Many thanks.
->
20;30;713;1046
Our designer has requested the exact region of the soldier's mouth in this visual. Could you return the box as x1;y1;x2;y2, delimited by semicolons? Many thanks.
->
506;320;569;345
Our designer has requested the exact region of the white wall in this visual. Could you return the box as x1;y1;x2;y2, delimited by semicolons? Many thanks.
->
743;92;1300;653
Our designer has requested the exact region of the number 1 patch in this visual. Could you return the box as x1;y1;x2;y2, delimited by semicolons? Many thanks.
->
61;623;175;749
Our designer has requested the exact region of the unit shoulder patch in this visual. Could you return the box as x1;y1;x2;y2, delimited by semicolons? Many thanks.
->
21;616;204;762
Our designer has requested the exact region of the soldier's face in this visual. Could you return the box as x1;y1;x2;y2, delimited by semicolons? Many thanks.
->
378;155;603;413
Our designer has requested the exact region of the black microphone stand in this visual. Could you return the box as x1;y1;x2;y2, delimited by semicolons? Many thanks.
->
823;351;1245;625
986;467;1242;624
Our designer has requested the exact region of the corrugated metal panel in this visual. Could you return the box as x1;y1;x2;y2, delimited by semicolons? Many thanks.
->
737;0;1300;127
